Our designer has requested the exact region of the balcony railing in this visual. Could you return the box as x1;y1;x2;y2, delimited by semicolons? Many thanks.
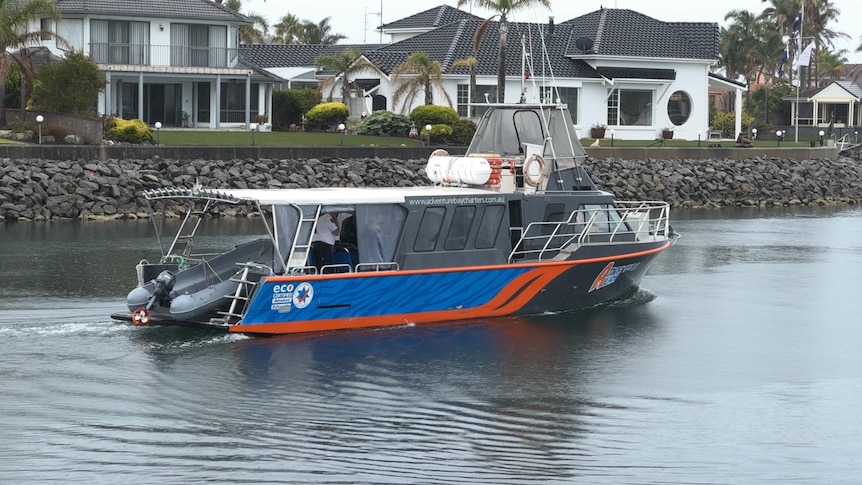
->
90;43;239;69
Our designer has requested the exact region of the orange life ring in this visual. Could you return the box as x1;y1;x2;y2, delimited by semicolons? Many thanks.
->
132;307;151;327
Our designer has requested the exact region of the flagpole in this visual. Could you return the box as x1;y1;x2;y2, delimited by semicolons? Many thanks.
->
795;2;802;143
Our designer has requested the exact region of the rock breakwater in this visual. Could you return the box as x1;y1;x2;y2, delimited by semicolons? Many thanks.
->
1;155;860;222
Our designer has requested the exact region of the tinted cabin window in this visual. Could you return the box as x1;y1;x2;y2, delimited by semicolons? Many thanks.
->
542;203;566;235
476;205;505;249
445;206;476;250
414;207;446;251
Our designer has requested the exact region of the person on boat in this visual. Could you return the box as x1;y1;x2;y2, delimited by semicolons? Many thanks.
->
312;212;340;272
340;214;357;247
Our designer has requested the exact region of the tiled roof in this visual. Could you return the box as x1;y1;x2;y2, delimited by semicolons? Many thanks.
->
837;80;862;99
238;44;382;69
367;19;602;80
562;8;718;60
380;4;481;31
55;0;250;23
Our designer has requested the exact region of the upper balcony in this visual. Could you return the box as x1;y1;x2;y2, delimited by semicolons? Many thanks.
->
89;43;242;71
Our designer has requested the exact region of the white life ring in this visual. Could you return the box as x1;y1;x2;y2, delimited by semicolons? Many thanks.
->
523;154;546;187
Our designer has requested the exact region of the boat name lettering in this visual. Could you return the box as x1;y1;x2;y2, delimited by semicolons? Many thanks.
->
589;262;640;292
408;196;505;206
273;284;295;293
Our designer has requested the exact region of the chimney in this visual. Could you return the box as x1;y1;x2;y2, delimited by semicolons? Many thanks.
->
549;16;555;36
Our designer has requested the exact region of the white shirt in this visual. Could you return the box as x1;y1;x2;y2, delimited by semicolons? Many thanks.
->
312;214;338;245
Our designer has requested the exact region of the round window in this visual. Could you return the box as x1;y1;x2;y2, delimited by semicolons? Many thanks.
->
667;91;692;126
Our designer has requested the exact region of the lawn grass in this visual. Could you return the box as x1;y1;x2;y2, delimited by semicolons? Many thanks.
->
155;130;425;147
583;138;818;148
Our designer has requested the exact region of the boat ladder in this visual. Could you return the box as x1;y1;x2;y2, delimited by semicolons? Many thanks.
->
212;263;269;326
165;201;212;263
285;205;321;272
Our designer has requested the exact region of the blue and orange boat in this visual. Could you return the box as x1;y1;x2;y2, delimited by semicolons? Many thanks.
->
115;102;677;335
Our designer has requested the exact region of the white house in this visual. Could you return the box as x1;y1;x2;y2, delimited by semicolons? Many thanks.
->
240;5;746;140
31;0;276;129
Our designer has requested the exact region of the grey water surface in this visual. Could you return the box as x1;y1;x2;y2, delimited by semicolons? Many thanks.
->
1;207;861;484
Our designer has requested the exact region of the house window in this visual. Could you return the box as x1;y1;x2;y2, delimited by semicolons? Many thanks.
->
668;91;692;126
457;84;469;117
543;87;578;124
608;89;652;126
40;18;51;41
56;19;84;51
219;81;259;123
90;20;149;65
171;24;228;67
475;85;498;117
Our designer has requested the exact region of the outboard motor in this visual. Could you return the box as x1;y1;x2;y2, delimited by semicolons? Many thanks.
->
131;270;176;327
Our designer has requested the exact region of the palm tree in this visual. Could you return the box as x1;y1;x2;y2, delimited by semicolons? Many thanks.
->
720;10;762;83
300;17;346;45
451;56;478;117
391;52;453;113
314;47;376;102
0;0;61;127
816;48;847;85
799;0;847;88
456;0;550;103
223;0;268;44
273;13;303;44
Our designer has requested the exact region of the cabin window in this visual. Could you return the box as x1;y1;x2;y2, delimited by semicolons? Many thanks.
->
475;205;505;249
583;204;623;233
444;206;476;250
542;204;566;235
414;207;446;251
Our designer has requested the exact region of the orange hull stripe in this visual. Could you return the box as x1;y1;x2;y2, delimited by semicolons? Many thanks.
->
232;242;671;335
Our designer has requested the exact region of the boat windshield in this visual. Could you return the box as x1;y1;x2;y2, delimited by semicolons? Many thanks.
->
466;105;586;166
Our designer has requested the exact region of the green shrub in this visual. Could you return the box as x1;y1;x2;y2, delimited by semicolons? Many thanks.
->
305;102;349;131
711;111;755;139
421;123;453;144
410;105;459;126
355;111;412;137
109;118;153;143
4;65;22;109
272;88;320;130
450;118;477;145
29;50;105;115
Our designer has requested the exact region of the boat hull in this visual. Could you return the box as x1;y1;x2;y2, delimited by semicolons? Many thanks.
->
229;241;670;335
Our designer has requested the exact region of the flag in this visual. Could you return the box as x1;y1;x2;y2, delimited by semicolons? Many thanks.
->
794;43;813;68
790;11;802;36
777;49;788;77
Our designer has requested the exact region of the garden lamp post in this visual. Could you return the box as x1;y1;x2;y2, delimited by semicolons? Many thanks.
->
425;124;432;146
697;130;702;147
36;115;44;144
776;130;783;147
752;128;757;140
154;121;162;144
338;123;346;146
251;123;257;145
610;129;615;147
819;130;825;146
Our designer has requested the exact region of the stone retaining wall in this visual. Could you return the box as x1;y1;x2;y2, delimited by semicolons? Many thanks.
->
1;155;861;222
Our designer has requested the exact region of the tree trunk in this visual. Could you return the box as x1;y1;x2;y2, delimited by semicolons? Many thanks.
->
497;19;508;103
0;77;6;128
424;79;433;105
469;67;476;118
